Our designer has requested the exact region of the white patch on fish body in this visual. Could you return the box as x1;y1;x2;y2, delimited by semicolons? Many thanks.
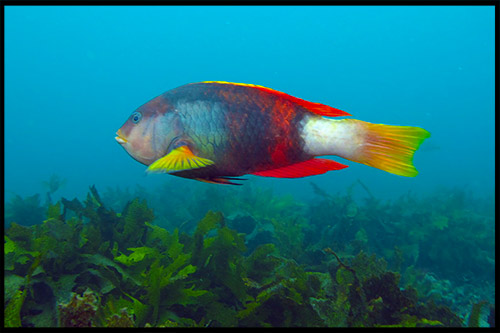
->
299;115;365;160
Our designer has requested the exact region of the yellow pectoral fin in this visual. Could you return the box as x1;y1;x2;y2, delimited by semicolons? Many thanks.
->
146;146;214;174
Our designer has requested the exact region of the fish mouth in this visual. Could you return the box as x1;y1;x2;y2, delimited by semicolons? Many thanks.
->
115;129;128;144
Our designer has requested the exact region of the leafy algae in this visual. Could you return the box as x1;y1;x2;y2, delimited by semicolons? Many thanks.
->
3;183;494;327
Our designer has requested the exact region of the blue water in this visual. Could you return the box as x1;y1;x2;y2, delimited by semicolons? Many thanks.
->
4;6;496;327
5;5;494;202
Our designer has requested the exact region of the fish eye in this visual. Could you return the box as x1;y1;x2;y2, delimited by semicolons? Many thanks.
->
131;112;142;124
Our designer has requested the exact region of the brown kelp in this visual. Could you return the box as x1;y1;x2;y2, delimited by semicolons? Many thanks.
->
4;183;494;327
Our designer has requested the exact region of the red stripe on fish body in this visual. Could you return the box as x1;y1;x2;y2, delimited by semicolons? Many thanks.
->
213;82;311;172
161;82;311;178
267;97;300;166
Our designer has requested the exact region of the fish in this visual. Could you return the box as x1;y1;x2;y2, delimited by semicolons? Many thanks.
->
115;81;430;185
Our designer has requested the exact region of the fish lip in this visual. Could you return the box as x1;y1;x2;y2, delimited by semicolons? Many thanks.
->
115;136;127;144
115;130;128;144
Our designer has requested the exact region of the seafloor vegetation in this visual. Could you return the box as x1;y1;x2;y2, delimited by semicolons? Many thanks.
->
4;178;495;327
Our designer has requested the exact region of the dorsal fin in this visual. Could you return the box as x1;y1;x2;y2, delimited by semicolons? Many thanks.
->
251;158;348;178
201;81;351;117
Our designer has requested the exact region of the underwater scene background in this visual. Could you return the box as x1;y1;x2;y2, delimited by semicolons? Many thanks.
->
4;5;495;327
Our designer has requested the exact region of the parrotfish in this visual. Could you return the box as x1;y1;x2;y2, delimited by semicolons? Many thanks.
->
115;81;430;185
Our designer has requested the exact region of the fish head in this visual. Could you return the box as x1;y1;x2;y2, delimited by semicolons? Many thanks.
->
116;96;181;166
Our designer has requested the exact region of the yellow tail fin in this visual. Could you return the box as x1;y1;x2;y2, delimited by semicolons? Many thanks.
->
353;121;431;177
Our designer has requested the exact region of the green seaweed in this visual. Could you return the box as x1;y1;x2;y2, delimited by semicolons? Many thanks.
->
42;174;67;195
114;198;154;249
4;289;27;327
104;307;135;327
3;184;493;327
5;193;46;227
4;253;43;327
468;300;488;327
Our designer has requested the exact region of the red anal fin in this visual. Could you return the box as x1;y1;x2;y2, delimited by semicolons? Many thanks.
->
251;158;348;178
201;81;352;117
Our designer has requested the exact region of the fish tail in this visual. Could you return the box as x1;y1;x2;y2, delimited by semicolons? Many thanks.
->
301;117;431;177
348;120;431;177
